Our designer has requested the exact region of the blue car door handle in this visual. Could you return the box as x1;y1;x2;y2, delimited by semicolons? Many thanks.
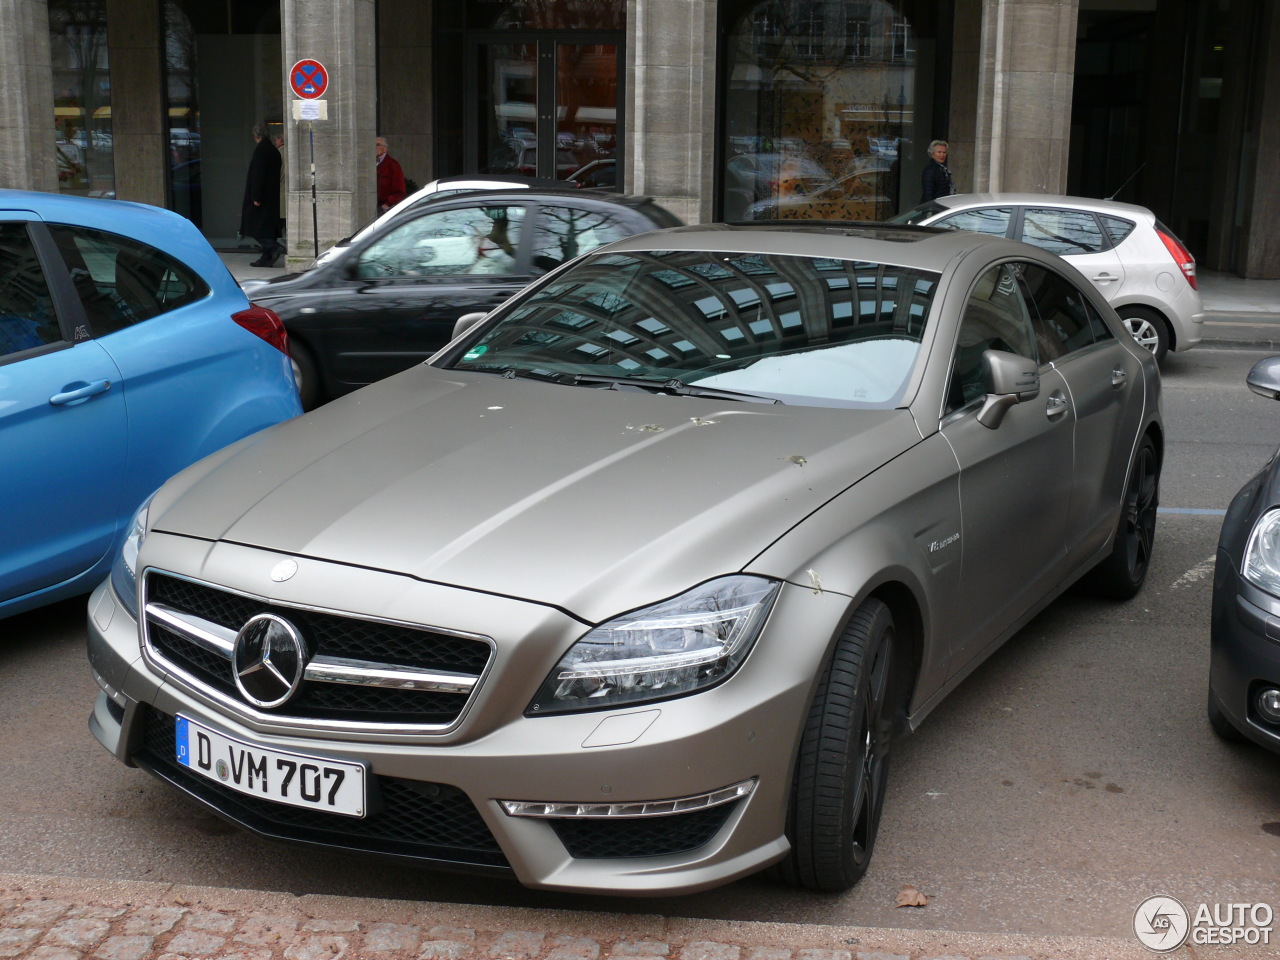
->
49;379;112;406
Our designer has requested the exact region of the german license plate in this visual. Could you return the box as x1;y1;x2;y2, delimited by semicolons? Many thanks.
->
175;715;366;818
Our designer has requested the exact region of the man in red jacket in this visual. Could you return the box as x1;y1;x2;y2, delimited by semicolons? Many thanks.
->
376;136;406;213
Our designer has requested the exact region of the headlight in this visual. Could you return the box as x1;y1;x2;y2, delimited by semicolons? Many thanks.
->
1244;507;1280;596
110;494;153;620
527;575;780;716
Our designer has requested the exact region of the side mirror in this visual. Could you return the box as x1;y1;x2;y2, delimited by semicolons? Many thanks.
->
976;349;1040;429
453;311;489;341
1247;356;1280;400
340;257;360;280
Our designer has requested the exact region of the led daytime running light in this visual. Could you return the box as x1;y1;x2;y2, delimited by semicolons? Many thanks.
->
500;778;755;819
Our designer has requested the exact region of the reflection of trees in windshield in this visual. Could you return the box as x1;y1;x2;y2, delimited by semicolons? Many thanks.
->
456;249;938;407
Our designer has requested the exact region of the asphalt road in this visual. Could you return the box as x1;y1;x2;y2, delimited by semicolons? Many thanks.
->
4;345;1280;939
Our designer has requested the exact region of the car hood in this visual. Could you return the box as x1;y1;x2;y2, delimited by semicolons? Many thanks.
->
151;368;921;622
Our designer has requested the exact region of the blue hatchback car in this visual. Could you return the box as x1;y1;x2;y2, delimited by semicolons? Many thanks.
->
0;189;301;619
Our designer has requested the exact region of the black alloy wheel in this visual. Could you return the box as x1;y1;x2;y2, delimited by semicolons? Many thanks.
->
1087;435;1160;599
772;598;896;892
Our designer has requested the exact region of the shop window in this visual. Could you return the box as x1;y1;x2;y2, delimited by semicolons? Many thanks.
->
49;0;113;199
722;0;930;223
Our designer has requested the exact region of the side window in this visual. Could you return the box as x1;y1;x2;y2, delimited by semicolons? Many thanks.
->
1100;215;1136;246
532;205;634;274
357;205;526;279
0;223;62;360
1018;263;1097;361
933;207;1013;237
1019;208;1107;255
946;264;1037;414
47;225;207;336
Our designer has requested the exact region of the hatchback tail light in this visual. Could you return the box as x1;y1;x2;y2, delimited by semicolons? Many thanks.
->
233;304;291;355
1155;221;1197;291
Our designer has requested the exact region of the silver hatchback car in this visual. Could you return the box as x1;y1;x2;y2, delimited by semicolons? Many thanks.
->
892;193;1204;361
88;223;1162;895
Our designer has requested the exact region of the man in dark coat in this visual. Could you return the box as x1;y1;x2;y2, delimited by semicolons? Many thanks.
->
241;123;283;267
920;139;955;203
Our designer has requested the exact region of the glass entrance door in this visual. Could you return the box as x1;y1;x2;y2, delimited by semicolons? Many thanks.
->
470;36;622;187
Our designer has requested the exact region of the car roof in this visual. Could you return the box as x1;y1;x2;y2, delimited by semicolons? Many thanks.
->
596;221;1037;272
0;188;238;295
401;187;678;216
427;174;564;191
927;193;1154;218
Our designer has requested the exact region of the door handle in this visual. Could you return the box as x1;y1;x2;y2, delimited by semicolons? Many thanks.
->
1045;393;1069;419
49;379;111;406
1093;272;1120;282
1112;367;1128;388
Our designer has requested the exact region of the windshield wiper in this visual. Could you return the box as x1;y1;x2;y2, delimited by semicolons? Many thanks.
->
567;373;782;404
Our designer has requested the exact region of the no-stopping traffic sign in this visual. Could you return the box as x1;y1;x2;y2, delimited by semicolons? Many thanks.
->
289;59;329;100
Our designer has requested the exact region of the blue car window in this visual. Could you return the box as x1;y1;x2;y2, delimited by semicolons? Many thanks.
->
48;224;208;336
0;222;62;360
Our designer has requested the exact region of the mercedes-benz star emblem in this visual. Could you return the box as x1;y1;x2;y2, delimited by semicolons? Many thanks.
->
232;613;308;709
270;559;299;582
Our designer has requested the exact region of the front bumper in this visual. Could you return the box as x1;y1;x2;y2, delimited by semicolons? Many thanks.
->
1209;550;1280;753
86;536;853;894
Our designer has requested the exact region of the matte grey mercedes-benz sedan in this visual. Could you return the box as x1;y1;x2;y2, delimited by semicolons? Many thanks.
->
88;223;1162;896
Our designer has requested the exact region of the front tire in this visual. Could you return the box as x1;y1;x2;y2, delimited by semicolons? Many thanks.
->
1118;306;1171;363
1086;435;1160;599
772;598;896;892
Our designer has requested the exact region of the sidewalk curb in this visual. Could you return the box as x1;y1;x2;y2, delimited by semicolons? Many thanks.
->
0;872;1227;960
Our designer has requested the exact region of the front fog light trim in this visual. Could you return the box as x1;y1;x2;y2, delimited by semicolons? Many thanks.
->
500;778;756;819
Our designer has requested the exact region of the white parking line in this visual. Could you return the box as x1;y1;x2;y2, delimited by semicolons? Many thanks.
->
1171;555;1217;589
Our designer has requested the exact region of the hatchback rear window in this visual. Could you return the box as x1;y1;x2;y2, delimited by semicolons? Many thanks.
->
1100;215;1137;245
450;249;940;409
48;225;208;335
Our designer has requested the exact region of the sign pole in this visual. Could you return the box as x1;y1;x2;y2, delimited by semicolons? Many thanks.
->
289;59;330;263
309;123;319;262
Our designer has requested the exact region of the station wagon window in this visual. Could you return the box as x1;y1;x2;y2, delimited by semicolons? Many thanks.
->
356;204;527;278
452;249;939;409
933;207;1013;238
0;223;62;360
532;205;633;274
47;225;207;336
1018;263;1097;361
1019;208;1106;255
947;264;1037;413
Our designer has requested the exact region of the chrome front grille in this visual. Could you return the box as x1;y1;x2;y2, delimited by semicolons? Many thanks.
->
143;571;493;732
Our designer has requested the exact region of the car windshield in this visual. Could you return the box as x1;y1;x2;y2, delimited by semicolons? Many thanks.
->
887;201;947;225
448;249;940;409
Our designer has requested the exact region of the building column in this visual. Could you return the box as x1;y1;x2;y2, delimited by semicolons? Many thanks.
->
106;0;164;206
281;0;377;262
0;0;56;193
626;0;716;225
377;0;432;191
962;0;1079;194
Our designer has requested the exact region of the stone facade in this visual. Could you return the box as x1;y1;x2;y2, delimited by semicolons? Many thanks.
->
1;0;1276;277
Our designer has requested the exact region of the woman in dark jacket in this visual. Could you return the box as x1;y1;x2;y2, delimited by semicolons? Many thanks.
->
921;139;955;203
241;123;283;266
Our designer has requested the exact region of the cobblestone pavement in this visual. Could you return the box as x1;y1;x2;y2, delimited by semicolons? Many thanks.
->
2;873;1248;960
